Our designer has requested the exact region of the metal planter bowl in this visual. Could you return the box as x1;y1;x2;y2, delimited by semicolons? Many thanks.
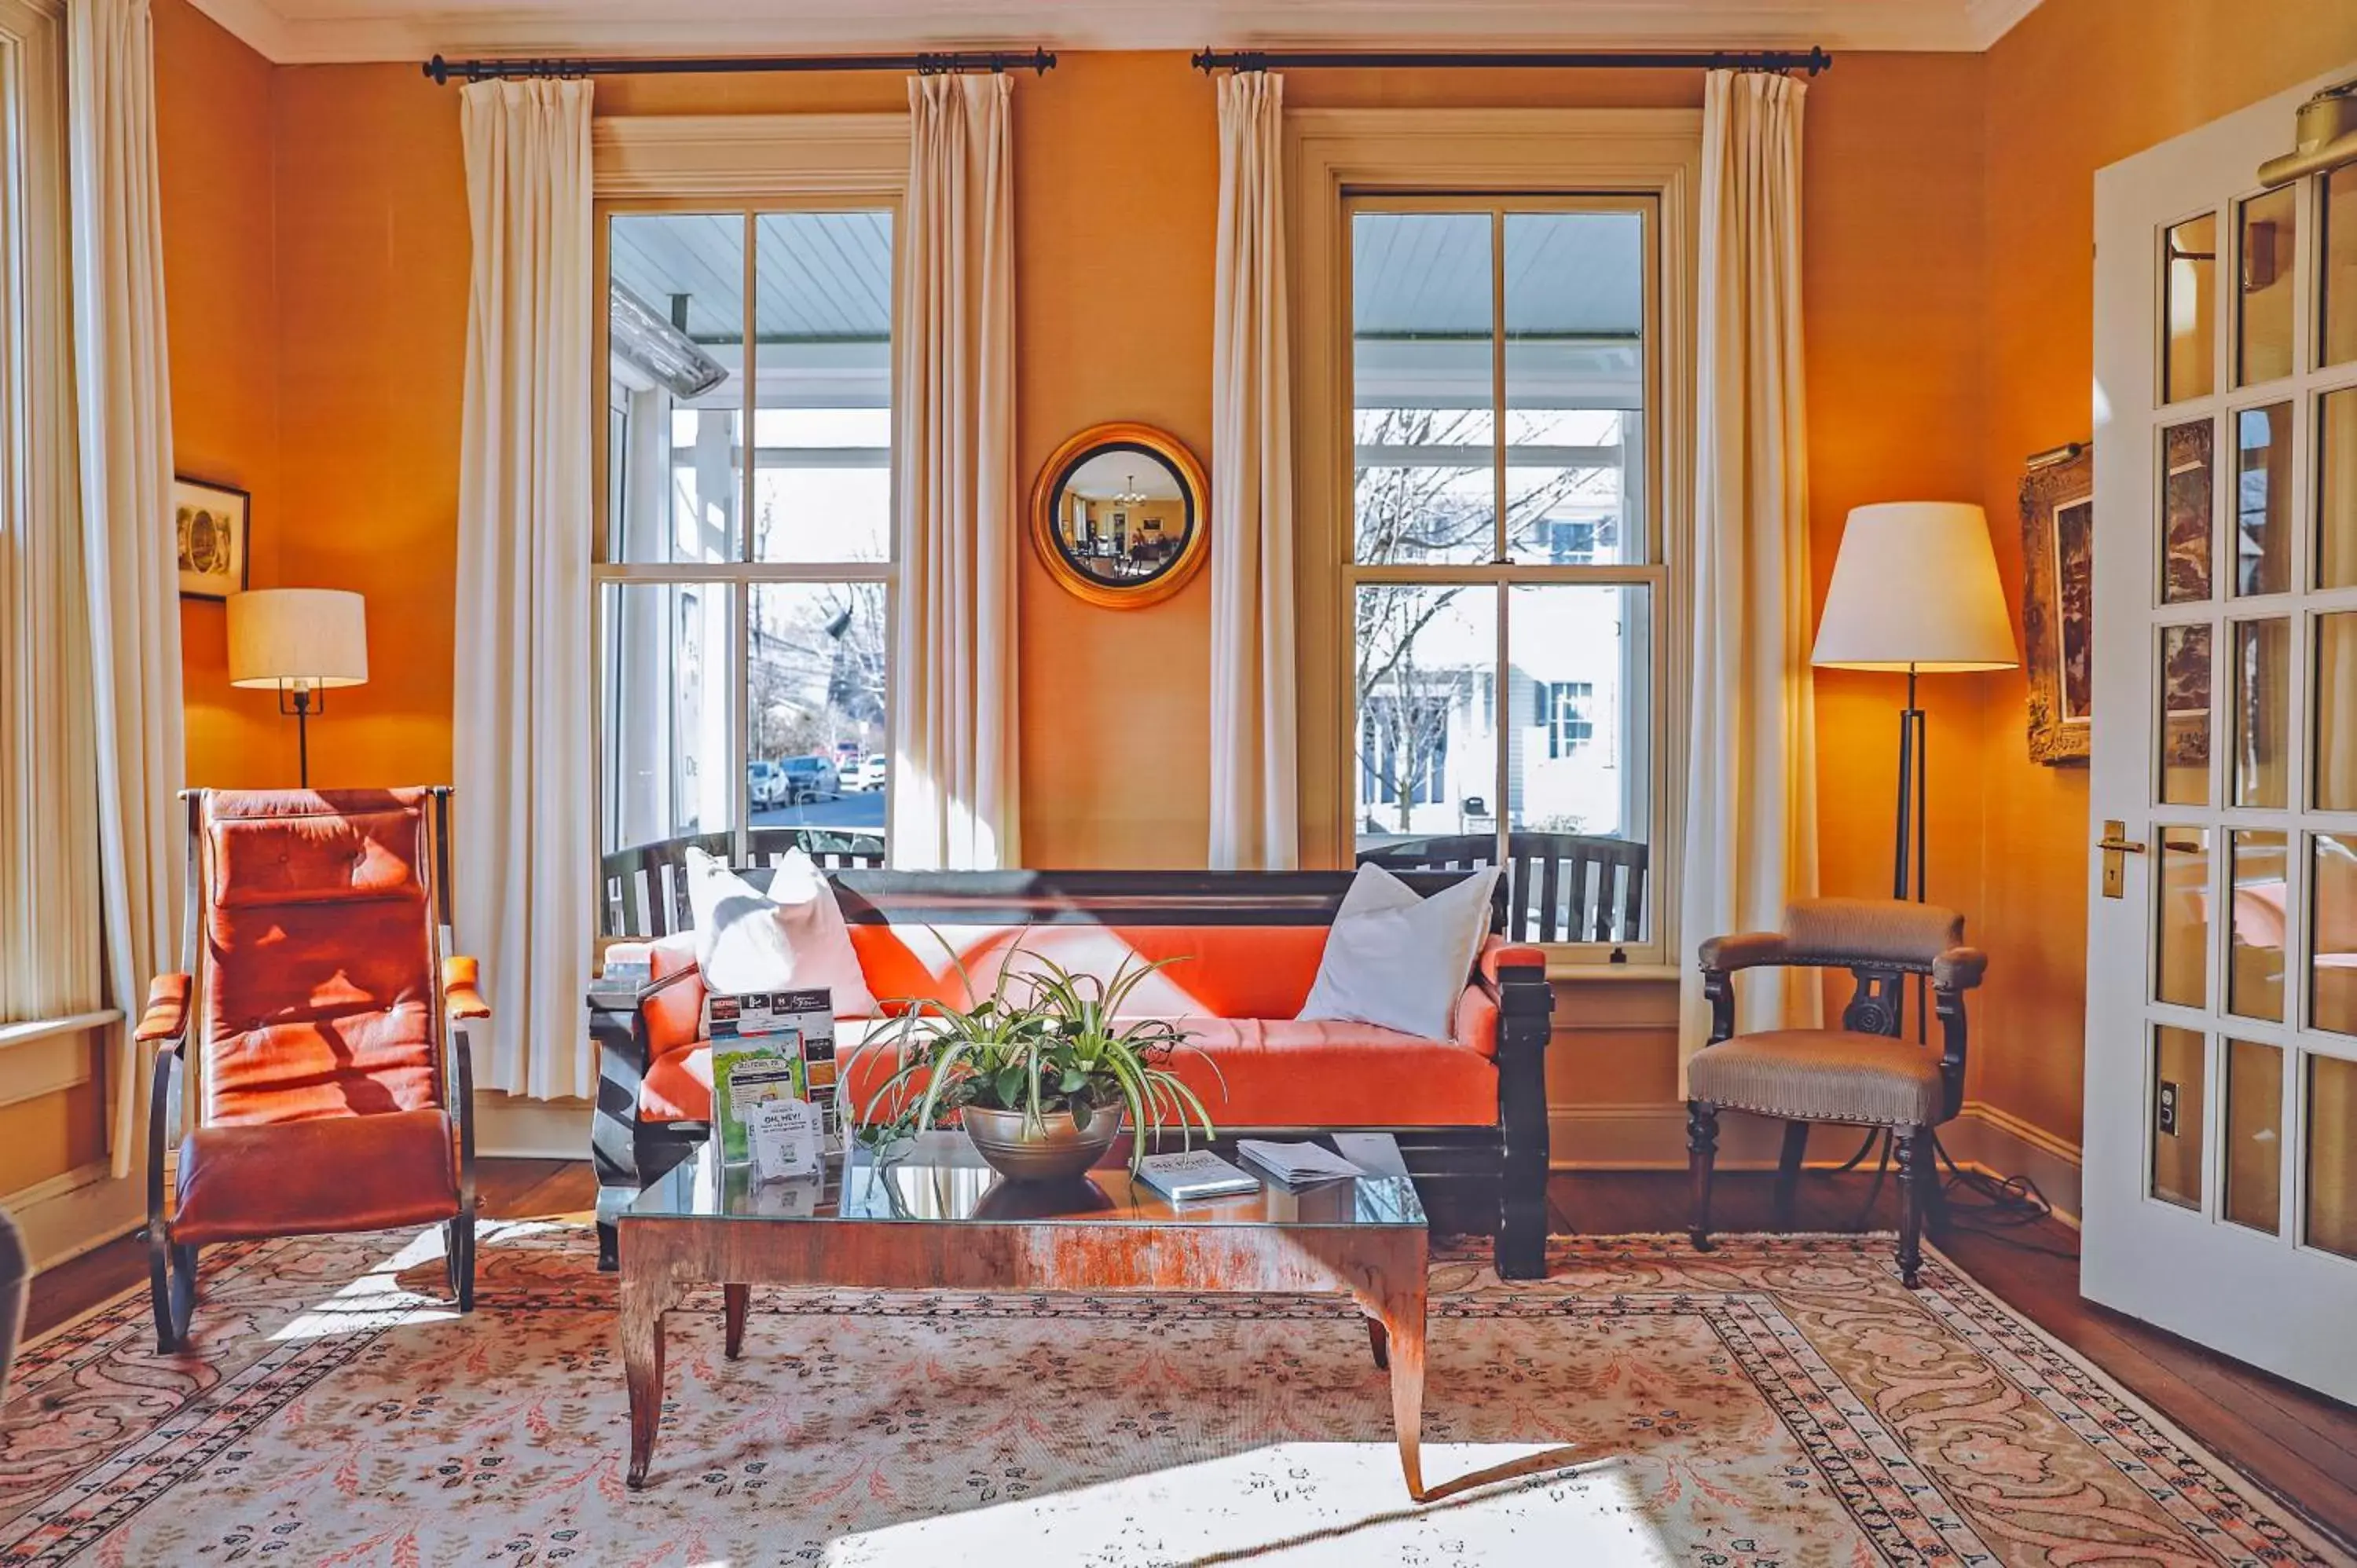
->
960;1103;1124;1182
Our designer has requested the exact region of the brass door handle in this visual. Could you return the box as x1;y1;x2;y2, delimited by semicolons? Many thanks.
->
2099;819;2144;900
2098;835;2147;854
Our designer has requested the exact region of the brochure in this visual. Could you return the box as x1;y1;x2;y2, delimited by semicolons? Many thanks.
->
713;1039;806;1164
748;1096;824;1182
1236;1138;1364;1185
711;987;841;1152
1134;1149;1261;1202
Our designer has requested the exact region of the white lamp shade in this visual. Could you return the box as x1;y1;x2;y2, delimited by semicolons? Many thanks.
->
1812;502;2018;672
226;588;368;689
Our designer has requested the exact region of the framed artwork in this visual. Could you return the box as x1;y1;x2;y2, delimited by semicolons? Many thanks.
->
2020;445;2093;765
175;477;250;601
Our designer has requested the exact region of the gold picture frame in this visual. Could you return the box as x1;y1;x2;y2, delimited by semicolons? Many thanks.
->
2019;444;2092;766
1028;422;1208;610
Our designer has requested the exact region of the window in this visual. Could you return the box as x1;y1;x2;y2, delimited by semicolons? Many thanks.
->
1347;198;1662;947
596;203;895;904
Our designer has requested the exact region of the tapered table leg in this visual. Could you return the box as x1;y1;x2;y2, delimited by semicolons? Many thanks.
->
724;1284;749;1360
1384;1294;1427;1501
621;1271;678;1489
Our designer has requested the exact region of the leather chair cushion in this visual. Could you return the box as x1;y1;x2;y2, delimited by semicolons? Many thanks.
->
1688;1029;1945;1127
172;1107;460;1246
640;1007;1501;1130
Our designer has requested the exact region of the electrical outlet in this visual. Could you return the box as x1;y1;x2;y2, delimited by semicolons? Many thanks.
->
2158;1080;2179;1138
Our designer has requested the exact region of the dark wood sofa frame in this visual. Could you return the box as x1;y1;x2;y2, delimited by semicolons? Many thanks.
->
587;869;1556;1280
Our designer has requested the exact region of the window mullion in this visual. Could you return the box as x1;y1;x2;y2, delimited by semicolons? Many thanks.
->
732;209;757;864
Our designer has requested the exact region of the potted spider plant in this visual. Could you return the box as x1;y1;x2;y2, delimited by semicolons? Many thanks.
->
854;946;1221;1182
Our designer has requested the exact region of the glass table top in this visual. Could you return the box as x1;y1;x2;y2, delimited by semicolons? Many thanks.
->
625;1131;1428;1230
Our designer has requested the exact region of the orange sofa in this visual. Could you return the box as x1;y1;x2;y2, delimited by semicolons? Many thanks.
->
588;870;1555;1276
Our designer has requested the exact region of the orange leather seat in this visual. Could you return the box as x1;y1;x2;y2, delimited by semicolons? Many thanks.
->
172;1106;462;1247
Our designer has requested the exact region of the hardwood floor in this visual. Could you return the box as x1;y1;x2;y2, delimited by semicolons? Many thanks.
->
24;1159;2357;1554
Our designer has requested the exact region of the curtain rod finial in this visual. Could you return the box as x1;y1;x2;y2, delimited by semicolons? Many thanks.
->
423;53;449;84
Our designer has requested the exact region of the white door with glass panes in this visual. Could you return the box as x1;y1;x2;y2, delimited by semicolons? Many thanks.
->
2088;70;2357;1401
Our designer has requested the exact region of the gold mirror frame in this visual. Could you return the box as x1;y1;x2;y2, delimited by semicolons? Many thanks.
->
1028;422;1209;610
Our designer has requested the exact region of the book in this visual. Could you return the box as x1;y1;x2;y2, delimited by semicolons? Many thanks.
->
712;1039;806;1165
1134;1149;1261;1202
1236;1138;1364;1185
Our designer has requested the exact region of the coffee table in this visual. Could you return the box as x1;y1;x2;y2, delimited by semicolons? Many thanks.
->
618;1131;1431;1497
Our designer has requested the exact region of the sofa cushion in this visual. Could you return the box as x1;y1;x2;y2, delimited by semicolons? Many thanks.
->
642;1012;1499;1130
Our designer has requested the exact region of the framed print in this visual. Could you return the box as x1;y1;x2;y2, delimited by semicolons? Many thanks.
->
2020;445;2093;765
175;477;250;601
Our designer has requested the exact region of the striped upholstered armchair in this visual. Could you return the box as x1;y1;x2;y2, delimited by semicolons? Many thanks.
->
1684;897;1986;1287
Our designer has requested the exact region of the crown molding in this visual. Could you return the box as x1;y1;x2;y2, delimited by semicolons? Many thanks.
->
188;0;2047;68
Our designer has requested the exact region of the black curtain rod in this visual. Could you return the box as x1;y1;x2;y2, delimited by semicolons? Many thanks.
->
422;47;1057;86
1192;46;1832;75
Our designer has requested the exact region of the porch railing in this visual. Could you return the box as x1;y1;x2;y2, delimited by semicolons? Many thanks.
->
1358;831;1647;947
600;827;886;938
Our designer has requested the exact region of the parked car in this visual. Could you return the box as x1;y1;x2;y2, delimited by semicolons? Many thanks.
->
747;760;789;810
779;756;839;804
855;755;887;793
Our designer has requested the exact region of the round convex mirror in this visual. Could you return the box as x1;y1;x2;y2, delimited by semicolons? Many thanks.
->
1029;423;1208;608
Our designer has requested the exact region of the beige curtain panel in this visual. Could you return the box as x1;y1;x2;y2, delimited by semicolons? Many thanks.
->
891;72;1021;870
1679;68;1823;1069
69;0;185;1172
453;77;598;1100
1208;71;1300;871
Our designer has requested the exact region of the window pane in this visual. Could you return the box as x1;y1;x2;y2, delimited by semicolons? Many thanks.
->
1354;584;1497;843
1503;211;1645;566
2151;1025;2205;1211
2319;612;2357;811
1506;585;1651;943
2316;833;2357;1038
2320;387;2357;590
2158;622;2211;806
607;213;746;564
2324;165;2357;368
752;211;893;565
1354;212;1494;566
2227;830;2287;1023
2164;212;2216;404
2229;617;2289;808
2156;826;2210;1010
747;584;887;863
2236;187;2296;387
2232;403;2291;595
2223;1039;2282;1236
2161;419;2213;604
600;580;738;858
2309;1053;2357;1260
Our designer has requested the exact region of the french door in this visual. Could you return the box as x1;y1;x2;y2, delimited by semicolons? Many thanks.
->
2088;68;2357;1401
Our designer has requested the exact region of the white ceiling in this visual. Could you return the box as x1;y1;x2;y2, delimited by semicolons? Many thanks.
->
189;0;2046;67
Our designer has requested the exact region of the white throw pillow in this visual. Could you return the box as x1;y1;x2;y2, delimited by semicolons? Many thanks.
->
683;846;879;1016
1298;862;1501;1041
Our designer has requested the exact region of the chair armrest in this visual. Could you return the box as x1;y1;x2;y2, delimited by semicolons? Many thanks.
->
1933;946;1987;990
1696;932;1789;973
442;956;490;1021
135;973;192;1046
1478;937;1549;988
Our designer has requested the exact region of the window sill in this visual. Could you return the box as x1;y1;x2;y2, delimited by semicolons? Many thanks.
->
1544;962;1679;984
0;1010;121;1051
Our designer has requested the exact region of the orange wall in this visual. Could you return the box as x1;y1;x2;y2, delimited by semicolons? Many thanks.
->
1975;0;2357;1145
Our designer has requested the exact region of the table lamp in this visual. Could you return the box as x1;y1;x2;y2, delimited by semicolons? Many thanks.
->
1812;502;2017;907
227;588;368;787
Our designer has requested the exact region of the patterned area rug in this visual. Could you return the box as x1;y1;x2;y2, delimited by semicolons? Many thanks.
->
0;1222;2339;1566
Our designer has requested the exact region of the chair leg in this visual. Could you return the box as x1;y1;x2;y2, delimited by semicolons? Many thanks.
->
1685;1101;1720;1251
149;1236;196;1354
446;1210;476;1312
1895;1124;1930;1288
1772;1120;1810;1231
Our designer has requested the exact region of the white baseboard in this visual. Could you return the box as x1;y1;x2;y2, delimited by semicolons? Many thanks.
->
1549;1100;2081;1225
7;1163;144;1272
473;1092;594;1160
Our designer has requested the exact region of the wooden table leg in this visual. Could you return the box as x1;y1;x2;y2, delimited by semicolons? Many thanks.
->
1383;1292;1426;1501
621;1268;680;1490
724;1284;749;1360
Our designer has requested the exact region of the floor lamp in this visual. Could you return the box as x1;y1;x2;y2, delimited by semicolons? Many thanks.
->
1812;501;2018;951
227;588;370;788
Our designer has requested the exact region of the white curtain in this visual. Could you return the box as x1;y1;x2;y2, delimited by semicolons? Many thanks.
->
453;79;596;1100
1208;71;1299;871
1679;70;1821;1069
891;73;1019;870
68;0;184;1174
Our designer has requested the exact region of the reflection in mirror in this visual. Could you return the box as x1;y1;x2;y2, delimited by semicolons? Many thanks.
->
2165;212;2216;404
2233;404;2291;595
1050;446;1194;587
2238;187;2295;387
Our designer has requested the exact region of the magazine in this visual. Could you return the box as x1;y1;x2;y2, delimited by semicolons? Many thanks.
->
709;987;843;1152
